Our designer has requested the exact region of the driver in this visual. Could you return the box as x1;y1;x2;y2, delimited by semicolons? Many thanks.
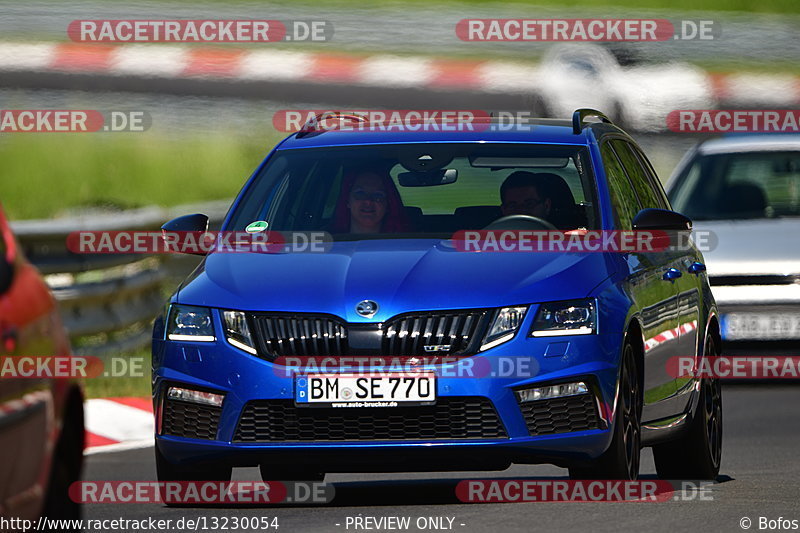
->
500;171;553;221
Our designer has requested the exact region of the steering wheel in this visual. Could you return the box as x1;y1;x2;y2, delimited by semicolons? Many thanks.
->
483;215;557;231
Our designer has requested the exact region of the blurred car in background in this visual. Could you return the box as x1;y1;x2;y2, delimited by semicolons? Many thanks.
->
666;134;800;345
0;205;84;522
535;44;714;132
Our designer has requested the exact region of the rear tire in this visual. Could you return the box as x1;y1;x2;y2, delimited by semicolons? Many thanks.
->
569;337;641;480
653;334;722;480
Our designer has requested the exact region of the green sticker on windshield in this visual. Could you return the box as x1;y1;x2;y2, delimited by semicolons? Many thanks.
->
245;220;269;233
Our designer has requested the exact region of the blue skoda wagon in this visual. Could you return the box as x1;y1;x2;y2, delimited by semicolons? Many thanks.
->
152;109;721;483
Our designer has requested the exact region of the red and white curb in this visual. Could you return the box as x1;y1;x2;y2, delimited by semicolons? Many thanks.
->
84;397;153;455
644;320;698;353
1;42;799;105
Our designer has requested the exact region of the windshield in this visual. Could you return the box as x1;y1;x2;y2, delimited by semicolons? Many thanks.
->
227;143;598;238
669;150;800;221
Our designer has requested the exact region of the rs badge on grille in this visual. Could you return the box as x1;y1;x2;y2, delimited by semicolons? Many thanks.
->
355;300;379;317
424;345;452;352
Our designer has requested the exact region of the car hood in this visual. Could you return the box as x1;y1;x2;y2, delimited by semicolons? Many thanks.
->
177;239;614;321
695;219;800;276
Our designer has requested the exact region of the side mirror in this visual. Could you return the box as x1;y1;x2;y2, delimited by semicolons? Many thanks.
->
632;208;692;231
161;214;209;255
161;213;209;233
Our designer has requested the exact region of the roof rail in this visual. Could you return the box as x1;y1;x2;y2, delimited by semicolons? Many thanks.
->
296;112;368;138
572;108;613;134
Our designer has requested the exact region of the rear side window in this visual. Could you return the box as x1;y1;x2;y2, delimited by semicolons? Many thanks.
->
610;140;662;210
601;143;640;229
629;144;671;210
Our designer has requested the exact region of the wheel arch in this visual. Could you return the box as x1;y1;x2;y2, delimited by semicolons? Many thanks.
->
625;316;646;393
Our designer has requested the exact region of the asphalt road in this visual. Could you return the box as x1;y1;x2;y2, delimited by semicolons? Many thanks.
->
82;384;800;533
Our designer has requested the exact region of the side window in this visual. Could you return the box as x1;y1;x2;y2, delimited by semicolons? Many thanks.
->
600;142;640;229
610;140;662;210
630;144;672;210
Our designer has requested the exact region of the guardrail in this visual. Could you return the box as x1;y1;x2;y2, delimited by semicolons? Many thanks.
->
10;201;230;356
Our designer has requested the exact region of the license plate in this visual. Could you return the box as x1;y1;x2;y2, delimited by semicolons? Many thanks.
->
295;373;436;407
722;313;800;340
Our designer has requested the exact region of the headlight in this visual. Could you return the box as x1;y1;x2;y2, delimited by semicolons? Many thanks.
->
166;305;215;341
222;310;257;355
530;298;596;337
480;306;528;351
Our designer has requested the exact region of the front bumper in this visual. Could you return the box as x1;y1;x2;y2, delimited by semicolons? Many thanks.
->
155;430;615;472
152;324;623;470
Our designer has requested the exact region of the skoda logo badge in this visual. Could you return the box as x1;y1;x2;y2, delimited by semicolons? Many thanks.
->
355;300;379;318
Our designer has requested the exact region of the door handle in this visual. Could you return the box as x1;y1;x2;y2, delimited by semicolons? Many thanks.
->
662;268;682;282
688;262;706;275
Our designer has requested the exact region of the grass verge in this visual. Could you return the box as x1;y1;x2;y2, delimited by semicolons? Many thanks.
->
82;348;152;399
0;132;284;220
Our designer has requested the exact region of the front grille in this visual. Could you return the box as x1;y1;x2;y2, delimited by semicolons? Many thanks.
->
250;314;348;357
248;310;489;359
233;397;507;442
383;311;488;356
518;394;600;436
162;399;222;440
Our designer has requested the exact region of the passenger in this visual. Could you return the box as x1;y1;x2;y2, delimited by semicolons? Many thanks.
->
331;169;410;234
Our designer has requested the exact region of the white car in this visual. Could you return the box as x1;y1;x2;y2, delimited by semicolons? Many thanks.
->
666;134;800;343
534;44;715;132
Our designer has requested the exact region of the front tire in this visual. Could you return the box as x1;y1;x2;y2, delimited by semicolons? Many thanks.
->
43;394;84;526
653;334;722;480
570;337;642;480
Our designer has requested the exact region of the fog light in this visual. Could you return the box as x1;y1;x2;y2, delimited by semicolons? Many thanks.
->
515;381;588;403
167;386;224;407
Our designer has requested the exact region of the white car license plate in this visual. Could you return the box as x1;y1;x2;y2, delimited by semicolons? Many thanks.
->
295;373;436;407
722;313;800;340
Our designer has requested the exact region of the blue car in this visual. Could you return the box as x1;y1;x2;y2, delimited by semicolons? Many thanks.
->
152;109;721;483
